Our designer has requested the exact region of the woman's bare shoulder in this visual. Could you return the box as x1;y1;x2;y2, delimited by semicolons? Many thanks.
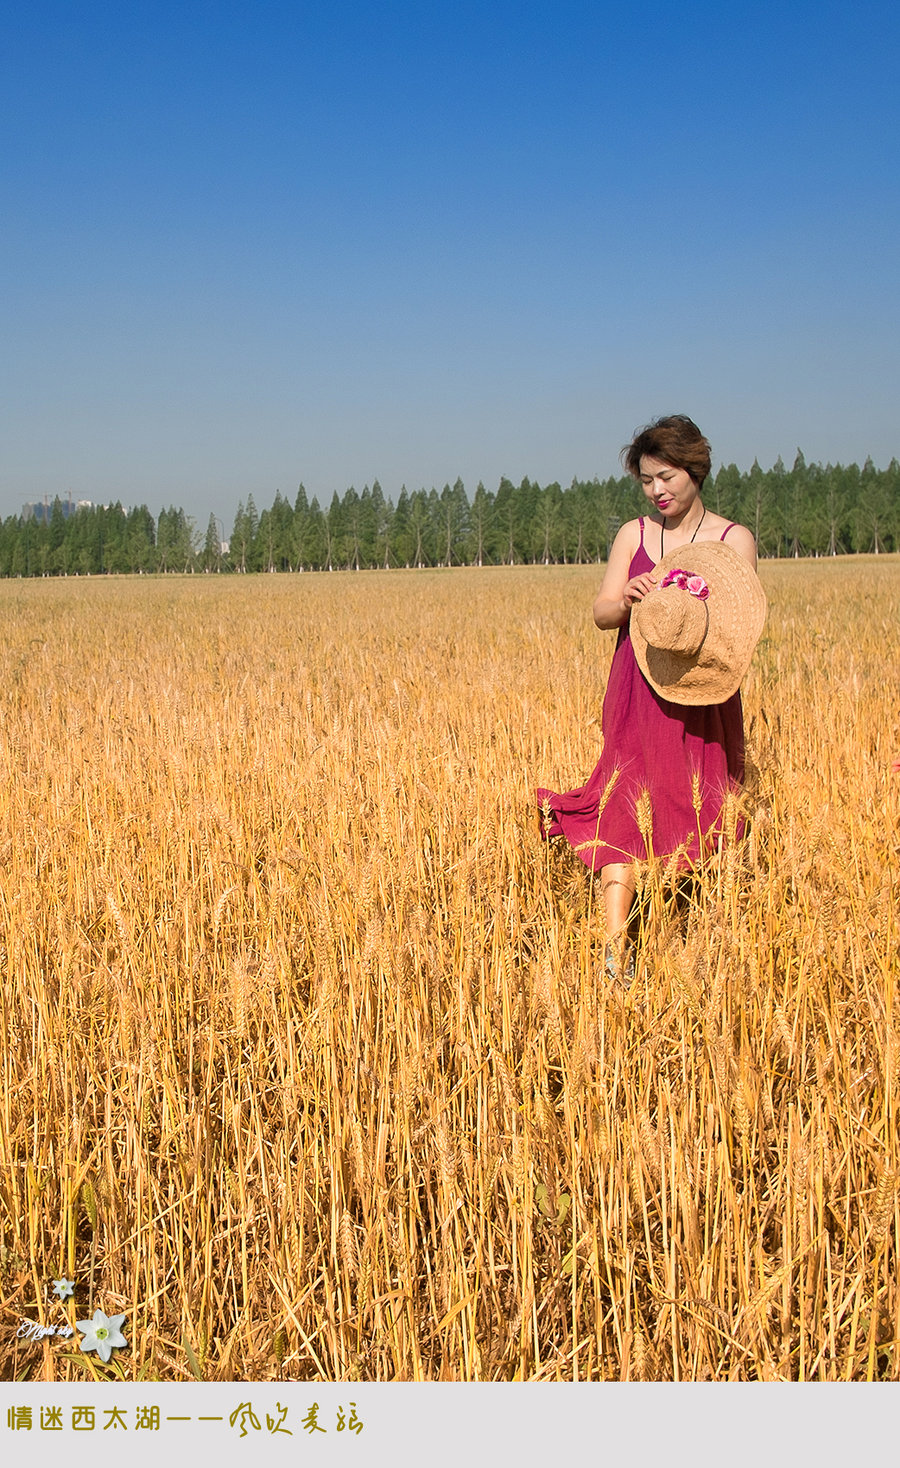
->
610;517;644;555
719;520;757;566
694;516;757;567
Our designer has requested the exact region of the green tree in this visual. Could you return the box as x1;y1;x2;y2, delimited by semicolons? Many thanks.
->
596;477;620;561
156;507;175;572
323;492;342;570
407;489;431;567
121;506;156;573
67;506;96;574
11;522;27;576
783;450;810;556
535;481;563;563
33;515;52;575
303;502;328;575
392;486;412;566
492;477;519;564
48;498;69;574
564;478;597;563
757;456;787;558
230;501;251;572
201;513;221;572
855;456;895;553
712;463;742;521
515;477;541;562
436;478;468;566
268;491;295;570
101;502;131;573
798;459;829;555
156;506;195;572
174;508;197;571
467;482;493;566
241;495;261;570
291;485;309;569
338;487;365;570
256;503;278;571
3;518;19;575
370;480;392;568
743;460;766;549
0;516;20;576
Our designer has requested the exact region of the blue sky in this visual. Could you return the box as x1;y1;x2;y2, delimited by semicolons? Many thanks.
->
3;0;898;529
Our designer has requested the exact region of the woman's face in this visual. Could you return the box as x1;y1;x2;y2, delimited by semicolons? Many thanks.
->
638;456;699;519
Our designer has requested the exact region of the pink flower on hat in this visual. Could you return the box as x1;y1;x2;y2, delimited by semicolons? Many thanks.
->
660;568;709;599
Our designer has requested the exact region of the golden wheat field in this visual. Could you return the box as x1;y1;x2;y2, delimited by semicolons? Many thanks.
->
0;558;898;1383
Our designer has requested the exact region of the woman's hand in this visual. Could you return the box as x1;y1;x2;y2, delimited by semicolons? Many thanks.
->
622;571;657;610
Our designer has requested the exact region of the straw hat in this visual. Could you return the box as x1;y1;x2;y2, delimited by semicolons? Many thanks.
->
631;541;766;705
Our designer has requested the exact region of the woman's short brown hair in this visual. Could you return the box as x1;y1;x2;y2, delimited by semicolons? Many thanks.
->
622;414;712;488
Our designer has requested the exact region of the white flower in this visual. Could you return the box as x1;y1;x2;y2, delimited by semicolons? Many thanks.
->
76;1309;128;1364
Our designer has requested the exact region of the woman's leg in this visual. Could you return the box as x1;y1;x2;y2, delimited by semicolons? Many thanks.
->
600;862;635;954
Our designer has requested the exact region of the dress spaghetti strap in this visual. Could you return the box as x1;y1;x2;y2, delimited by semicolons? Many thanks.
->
720;522;736;541
639;516;645;547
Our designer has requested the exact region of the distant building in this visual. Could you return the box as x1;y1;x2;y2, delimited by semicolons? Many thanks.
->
22;497;93;523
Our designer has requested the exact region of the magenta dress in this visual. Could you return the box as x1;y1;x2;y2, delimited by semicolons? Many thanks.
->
536;520;745;871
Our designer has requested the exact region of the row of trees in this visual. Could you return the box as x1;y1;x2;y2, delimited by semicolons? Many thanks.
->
2;453;898;577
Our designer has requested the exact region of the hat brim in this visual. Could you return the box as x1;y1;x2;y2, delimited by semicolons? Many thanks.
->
631;541;766;705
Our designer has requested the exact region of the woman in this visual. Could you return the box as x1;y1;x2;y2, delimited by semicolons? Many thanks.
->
536;414;760;977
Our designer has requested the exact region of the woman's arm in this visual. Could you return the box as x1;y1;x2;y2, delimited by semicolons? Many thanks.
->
592;521;655;629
